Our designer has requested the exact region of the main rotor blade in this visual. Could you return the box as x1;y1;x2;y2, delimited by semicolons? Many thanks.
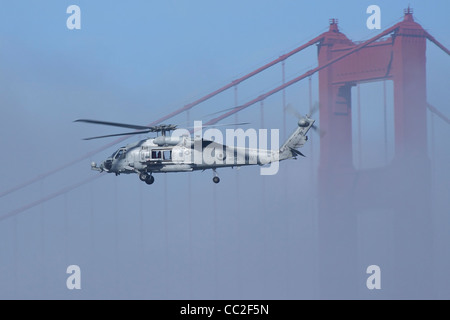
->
202;122;250;128
187;122;250;132
83;130;152;140
203;106;239;118
75;119;152;130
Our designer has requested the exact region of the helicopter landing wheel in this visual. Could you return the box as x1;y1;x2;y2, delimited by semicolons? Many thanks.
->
139;172;149;182
213;176;220;184
145;175;155;185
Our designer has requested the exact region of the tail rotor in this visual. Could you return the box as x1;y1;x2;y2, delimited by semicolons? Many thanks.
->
285;102;325;137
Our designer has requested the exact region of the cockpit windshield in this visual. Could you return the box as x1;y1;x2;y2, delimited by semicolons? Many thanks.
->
113;147;126;159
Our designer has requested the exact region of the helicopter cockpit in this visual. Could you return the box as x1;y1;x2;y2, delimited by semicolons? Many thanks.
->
100;147;126;172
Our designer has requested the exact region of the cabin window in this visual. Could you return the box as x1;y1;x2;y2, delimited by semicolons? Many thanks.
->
163;150;172;160
151;150;162;159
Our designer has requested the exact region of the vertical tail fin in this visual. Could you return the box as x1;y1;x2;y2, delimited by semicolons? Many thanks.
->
279;116;315;160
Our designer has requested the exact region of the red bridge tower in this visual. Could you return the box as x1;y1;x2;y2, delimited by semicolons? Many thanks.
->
317;8;432;298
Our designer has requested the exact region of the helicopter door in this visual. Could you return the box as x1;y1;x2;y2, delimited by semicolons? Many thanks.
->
172;146;191;164
140;147;150;161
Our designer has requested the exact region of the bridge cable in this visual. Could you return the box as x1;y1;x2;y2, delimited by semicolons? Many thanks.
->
383;80;388;164
186;110;193;297
0;174;105;222
357;84;362;168
427;104;450;125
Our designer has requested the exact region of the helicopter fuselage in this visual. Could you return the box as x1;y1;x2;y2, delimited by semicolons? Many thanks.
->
84;114;315;184
93;135;279;176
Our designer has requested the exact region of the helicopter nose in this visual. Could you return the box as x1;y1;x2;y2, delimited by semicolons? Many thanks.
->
103;158;113;171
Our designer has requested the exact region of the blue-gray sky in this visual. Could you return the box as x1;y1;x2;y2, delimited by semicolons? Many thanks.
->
0;0;449;299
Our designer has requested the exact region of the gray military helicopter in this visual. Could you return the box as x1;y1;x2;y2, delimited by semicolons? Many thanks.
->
75;112;315;185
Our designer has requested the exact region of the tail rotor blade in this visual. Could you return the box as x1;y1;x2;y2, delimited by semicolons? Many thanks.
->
285;104;302;120
311;124;326;137
308;101;320;118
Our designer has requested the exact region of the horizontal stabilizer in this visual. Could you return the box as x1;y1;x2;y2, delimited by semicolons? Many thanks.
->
290;148;305;157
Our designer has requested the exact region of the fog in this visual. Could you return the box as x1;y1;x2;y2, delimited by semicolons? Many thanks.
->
0;1;449;299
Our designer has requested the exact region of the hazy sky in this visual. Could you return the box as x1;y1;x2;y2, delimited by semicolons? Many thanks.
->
0;0;449;299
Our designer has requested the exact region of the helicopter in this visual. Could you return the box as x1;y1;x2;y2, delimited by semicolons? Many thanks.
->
75;111;316;185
